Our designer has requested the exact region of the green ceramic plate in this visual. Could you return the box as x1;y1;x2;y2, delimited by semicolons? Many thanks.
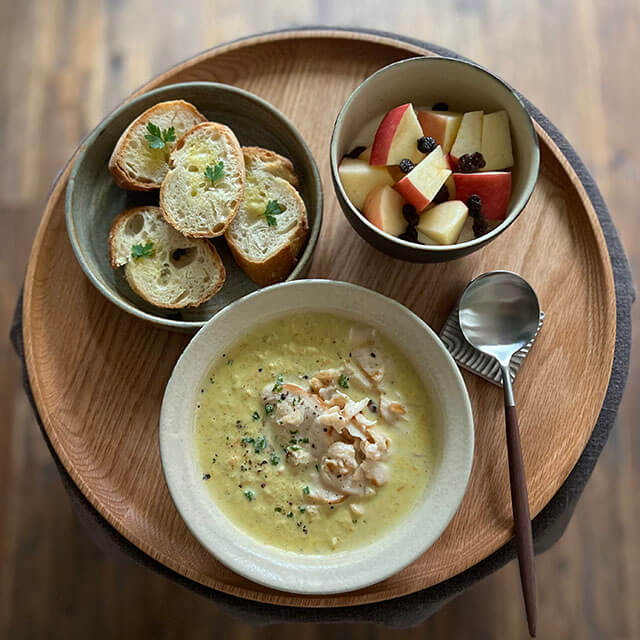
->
66;82;323;331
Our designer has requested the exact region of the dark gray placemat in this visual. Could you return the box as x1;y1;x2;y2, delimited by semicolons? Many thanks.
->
10;28;634;628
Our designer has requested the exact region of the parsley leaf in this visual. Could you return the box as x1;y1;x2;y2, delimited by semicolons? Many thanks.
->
270;452;280;466
204;161;225;185
144;122;176;150
263;199;284;226
272;374;284;393
338;374;349;389
303;485;310;495
131;242;154;260
244;490;255;501
264;403;274;415
254;435;267;454
251;411;260;421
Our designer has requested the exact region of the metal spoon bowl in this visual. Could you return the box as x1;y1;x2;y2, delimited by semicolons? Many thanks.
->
459;271;541;637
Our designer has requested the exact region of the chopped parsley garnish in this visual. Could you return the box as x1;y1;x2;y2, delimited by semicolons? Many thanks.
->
289;445;300;451
272;374;284;393
299;506;306;513
254;435;267;454
287;512;294;518
263;199;284;226
251;411;260;421
202;473;211;480
270;452;280;466
241;436;255;444
338;374;350;389
144;122;176;150
131;242;154;260
301;437;309;444
264;403;274;415
244;490;255;501
303;485;310;495
204;161;225;185
227;359;234;366
274;507;282;513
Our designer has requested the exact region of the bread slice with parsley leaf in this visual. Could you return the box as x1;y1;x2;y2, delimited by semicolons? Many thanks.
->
159;122;244;238
109;100;207;191
109;206;225;308
225;146;308;286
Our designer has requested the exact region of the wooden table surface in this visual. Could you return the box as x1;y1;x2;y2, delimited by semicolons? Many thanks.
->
1;1;638;638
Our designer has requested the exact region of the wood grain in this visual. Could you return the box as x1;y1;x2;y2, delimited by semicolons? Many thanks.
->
21;31;616;608
2;1;638;638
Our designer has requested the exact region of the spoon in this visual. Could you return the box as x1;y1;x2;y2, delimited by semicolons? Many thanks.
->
458;270;540;638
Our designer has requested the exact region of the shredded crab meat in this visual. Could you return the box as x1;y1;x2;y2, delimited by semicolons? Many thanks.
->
360;460;389;486
379;394;408;423
344;397;370;420
352;347;384;385
262;350;403;503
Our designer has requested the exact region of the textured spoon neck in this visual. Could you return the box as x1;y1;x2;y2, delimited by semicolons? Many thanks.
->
501;363;516;407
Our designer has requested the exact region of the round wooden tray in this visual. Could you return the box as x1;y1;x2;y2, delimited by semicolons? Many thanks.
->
23;30;616;607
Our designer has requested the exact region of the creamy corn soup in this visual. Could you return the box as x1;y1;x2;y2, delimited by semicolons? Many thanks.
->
194;312;438;554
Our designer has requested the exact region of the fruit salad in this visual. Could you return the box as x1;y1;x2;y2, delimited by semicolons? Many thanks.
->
338;102;514;246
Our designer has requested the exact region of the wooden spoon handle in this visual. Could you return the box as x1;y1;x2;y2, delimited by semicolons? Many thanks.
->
505;404;537;637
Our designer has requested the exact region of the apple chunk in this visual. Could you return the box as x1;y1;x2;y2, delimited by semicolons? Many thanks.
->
449;110;483;167
417;200;469;245
417;110;462;153
370;103;424;166
338;158;394;210
393;146;451;210
452;171;512;220
480;110;514;171
362;185;408;236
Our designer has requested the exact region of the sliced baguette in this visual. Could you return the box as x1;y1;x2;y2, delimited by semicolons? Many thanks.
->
109;100;207;191
109;206;225;309
160;122;244;237
225;146;308;286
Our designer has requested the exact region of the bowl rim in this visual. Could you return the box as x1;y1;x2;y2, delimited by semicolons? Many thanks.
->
330;55;540;253
65;81;323;331
159;279;475;594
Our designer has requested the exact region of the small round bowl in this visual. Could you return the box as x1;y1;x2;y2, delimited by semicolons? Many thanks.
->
159;280;474;594
330;56;539;262
66;82;322;331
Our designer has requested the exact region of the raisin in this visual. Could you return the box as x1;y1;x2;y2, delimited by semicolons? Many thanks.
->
466;194;483;217
432;102;449;111
398;226;418;243
457;152;486;173
344;145;367;159
402;204;419;226
399;158;415;174
433;184;449;204
417;136;437;154
472;214;489;238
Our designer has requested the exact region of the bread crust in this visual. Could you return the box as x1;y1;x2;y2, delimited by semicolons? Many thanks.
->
108;206;226;308
225;175;309;286
108;100;207;191
159;122;245;238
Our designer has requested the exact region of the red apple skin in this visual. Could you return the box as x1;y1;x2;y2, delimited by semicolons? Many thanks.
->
394;175;431;211
370;103;409;166
452;172;512;220
447;153;458;171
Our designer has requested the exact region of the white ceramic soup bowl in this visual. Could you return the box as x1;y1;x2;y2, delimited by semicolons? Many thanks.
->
160;280;474;594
